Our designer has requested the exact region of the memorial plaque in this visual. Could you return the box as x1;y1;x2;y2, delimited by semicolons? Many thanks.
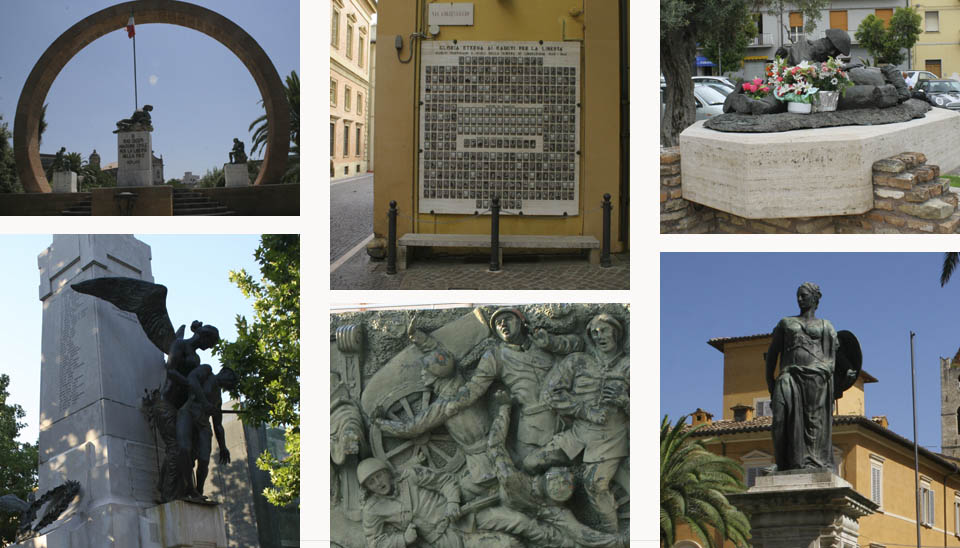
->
419;41;581;215
116;130;153;187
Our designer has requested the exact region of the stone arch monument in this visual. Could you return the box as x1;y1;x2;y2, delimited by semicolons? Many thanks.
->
13;0;290;193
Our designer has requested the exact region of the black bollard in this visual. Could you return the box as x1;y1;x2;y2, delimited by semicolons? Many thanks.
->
490;196;501;272
387;200;398;275
601;193;612;268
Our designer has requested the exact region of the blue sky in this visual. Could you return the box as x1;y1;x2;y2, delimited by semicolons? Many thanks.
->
661;253;960;455
0;235;266;445
0;1;299;180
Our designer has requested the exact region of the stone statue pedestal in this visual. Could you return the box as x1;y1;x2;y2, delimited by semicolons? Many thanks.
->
51;171;77;193
25;235;165;547
117;130;154;187
140;501;228;548
727;470;877;548
223;163;250;187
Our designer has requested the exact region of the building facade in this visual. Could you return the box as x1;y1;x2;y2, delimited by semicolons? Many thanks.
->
331;0;376;180
671;333;960;548
709;1;911;80
911;1;960;80
372;0;628;252
367;23;377;173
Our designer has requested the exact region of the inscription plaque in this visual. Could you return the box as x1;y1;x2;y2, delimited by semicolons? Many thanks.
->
58;288;88;411
419;41;581;215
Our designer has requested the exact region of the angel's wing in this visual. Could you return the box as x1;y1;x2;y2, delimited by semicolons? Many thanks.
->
70;277;176;355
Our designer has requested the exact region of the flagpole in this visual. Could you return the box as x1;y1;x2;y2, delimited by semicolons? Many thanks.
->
133;27;138;109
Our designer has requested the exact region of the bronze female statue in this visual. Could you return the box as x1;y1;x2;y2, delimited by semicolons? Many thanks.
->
765;282;860;472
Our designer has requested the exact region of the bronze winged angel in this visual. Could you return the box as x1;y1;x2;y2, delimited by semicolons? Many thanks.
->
71;277;238;503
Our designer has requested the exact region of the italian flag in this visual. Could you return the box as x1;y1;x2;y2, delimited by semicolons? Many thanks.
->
126;15;135;38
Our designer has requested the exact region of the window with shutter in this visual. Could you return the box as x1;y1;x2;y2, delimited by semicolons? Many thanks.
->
829;10;847;30
927;11;940;32
876;9;893;28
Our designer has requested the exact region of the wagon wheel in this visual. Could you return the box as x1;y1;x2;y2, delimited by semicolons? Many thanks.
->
369;384;465;475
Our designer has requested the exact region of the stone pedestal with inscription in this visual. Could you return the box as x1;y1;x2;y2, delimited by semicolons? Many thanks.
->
27;235;165;547
140;501;228;548
117;130;154;187
51;171;77;193
223;163;250;187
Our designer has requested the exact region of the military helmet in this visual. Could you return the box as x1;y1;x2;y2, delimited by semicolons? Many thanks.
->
357;458;390;485
489;307;527;332
824;29;851;56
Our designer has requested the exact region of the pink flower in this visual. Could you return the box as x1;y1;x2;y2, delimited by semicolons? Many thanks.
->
777;76;783;82
752;78;763;86
791;67;798;74
743;83;755;93
760;86;770;93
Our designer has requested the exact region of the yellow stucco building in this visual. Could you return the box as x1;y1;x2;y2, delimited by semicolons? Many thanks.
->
672;333;960;548
331;0;376;180
911;2;960;79
371;0;628;253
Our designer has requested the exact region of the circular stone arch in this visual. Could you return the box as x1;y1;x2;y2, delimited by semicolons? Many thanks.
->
14;0;289;192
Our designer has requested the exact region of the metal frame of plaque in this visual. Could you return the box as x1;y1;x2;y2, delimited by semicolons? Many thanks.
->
418;41;581;216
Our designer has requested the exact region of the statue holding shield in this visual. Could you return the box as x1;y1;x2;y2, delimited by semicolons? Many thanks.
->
765;282;861;471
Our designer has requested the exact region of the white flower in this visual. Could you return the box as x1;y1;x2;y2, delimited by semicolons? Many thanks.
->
831;78;838;85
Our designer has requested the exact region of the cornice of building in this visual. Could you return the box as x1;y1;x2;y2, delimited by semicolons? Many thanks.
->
331;58;371;87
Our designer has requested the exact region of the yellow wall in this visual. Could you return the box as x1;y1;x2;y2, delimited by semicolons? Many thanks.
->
912;2;960;79
720;335;867;419
683;427;960;548
372;0;624;248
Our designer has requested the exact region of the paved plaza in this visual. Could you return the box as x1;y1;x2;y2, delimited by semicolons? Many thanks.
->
331;250;629;290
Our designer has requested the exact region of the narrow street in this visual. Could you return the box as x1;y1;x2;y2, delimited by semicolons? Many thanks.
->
330;173;373;264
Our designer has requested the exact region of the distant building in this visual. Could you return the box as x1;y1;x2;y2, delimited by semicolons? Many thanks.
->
331;0;376;180
911;2;960;80
88;149;100;170
152;152;164;185
367;23;376;172
205;401;299;548
182;171;200;186
703;2;910;80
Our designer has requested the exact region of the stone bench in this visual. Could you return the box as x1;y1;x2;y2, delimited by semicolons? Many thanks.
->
397;233;600;269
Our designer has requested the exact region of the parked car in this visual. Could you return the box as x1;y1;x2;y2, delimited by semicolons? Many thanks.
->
692;76;737;92
660;82;726;122
912;79;960;110
696;81;734;97
902;70;939;90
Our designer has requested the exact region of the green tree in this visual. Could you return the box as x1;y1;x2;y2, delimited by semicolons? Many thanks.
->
197;166;224;188
941;253;960;286
79;160;117;192
0;115;23;194
854;8;921;66
661;415;750;548
249;71;299;184
701;16;757;75
217;235;300;507
661;0;828;147
0;374;39;545
38;104;47;147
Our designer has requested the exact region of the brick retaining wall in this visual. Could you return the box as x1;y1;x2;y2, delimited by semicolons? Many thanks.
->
660;149;960;234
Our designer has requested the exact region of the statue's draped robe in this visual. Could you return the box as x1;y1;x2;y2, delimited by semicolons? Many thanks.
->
770;317;838;470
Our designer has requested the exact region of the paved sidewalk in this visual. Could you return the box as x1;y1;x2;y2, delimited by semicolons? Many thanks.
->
331;251;629;290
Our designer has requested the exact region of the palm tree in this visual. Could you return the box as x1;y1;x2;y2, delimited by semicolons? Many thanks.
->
941;253;960;286
249;71;299;164
661;415;750;548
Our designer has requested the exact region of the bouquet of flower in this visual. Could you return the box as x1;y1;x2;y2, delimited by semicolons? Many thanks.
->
813;57;853;94
768;58;819;104
741;78;772;99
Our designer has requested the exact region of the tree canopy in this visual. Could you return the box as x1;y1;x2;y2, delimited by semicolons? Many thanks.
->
217;235;300;507
0;374;39;545
855;8;922;66
249;71;299;184
661;415;750;548
0;115;23;194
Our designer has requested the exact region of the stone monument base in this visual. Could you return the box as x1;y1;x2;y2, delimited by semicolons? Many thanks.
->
140;500;228;548
679;107;960;218
727;470;877;548
117;130;154;187
51;171;77;193
223;163;249;187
